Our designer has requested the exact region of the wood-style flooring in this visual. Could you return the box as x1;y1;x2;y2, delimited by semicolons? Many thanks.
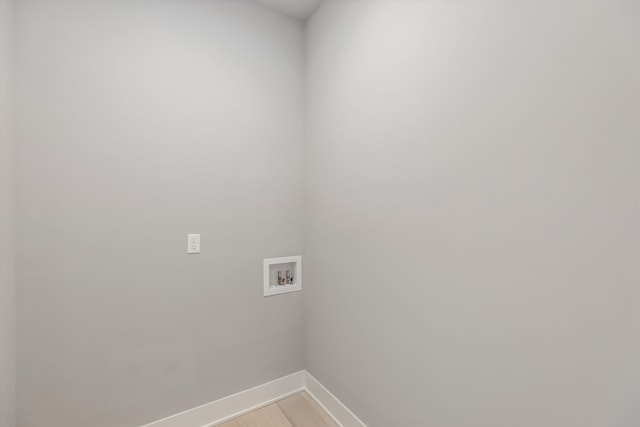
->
217;391;337;427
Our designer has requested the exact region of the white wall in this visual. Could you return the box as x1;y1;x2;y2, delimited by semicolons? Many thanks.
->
305;1;640;426
0;0;16;426
15;1;305;426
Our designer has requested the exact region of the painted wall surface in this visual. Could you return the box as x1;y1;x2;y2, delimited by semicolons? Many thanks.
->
0;0;16;426
304;1;640;426
15;1;305;426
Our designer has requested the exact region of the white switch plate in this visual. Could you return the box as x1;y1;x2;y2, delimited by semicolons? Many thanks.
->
187;234;200;254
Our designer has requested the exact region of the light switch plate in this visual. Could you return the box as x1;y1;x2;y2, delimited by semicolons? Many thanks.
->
187;234;200;254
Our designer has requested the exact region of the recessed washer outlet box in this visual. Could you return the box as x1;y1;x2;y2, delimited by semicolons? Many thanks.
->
263;256;302;297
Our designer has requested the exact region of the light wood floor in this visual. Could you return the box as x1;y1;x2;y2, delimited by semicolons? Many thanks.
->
217;391;337;427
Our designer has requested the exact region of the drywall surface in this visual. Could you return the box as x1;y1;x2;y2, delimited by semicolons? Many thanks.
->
0;0;16;426
15;1;305;426
304;1;640;426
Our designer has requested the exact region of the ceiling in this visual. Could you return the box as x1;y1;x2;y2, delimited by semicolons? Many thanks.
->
253;0;322;21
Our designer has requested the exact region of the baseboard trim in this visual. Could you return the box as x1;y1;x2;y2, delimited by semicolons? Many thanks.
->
140;370;365;427
304;371;367;427
141;371;306;427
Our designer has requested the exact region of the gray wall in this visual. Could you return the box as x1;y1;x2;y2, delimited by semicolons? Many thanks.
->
0;0;16;426
304;1;640;426
14;1;305;426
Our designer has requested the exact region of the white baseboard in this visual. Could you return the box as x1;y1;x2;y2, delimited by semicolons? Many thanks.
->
140;370;365;427
141;371;305;427
304;371;366;427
